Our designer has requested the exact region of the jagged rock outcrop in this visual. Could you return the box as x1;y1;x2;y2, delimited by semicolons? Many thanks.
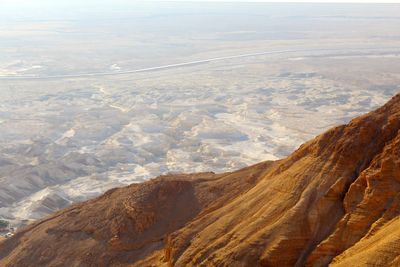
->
1;94;399;267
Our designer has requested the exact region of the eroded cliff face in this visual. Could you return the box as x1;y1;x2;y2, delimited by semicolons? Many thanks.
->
0;94;399;267
308;126;400;267
165;94;400;267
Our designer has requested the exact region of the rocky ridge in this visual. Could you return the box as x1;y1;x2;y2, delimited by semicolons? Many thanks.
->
0;93;399;267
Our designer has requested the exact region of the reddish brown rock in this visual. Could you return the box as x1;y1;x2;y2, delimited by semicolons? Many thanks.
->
0;94;399;267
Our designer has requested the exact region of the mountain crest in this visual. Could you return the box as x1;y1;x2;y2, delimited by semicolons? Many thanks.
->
1;94;399;267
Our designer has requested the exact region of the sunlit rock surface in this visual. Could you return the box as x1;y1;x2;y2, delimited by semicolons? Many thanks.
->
1;94;399;267
1;2;400;225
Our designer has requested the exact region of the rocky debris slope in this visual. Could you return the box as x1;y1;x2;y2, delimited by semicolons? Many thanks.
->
0;94;399;267
0;163;273;267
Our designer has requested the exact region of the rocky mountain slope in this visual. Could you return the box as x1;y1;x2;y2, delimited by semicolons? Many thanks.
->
0;93;399;267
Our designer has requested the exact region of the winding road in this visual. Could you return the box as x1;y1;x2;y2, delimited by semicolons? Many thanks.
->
1;47;400;80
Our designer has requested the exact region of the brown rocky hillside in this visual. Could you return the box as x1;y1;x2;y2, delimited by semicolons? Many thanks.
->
1;93;399;267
